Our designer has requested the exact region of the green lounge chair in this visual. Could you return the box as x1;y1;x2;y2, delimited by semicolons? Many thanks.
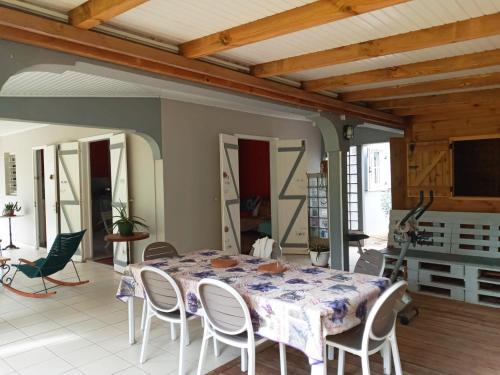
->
4;230;89;298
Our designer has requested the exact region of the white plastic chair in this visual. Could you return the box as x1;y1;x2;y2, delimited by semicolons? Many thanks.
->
196;278;287;375
354;249;386;277
140;242;179;333
139;266;197;375
326;281;407;375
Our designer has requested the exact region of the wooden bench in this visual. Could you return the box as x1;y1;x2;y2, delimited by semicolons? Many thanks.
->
383;210;500;308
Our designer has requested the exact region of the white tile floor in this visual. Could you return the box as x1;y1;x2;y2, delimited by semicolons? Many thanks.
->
0;247;241;375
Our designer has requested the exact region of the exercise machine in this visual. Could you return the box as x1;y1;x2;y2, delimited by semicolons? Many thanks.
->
390;190;434;325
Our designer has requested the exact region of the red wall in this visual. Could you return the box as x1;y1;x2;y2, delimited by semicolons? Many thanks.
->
238;139;270;199
90;140;111;178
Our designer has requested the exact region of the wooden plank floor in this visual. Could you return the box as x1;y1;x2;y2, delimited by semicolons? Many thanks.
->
208;293;500;375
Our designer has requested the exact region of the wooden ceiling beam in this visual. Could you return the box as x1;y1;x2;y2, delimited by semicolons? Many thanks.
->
302;49;500;92
251;13;500;78
179;0;409;58
394;102;500;116
69;0;148;29
370;88;500;110
411;106;500;122
339;71;500;102
0;6;405;128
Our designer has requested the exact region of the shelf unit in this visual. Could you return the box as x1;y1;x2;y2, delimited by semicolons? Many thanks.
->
307;173;328;244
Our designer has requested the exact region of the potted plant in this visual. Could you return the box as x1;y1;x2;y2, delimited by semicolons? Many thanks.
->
309;243;330;267
3;201;21;216
112;204;148;236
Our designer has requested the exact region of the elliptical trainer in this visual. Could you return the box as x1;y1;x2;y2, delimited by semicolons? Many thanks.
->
389;190;434;325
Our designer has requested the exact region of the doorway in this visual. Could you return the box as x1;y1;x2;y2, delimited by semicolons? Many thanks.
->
238;139;272;254
88;139;113;264
33;148;47;248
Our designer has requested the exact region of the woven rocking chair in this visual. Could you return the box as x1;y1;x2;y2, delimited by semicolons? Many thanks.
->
3;230;88;298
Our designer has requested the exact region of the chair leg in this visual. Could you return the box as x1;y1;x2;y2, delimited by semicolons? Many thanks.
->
184;321;190;346
140;313;152;364
213;336;220;357
390;335;403;375
171;322;177;340
247;345;256;375
383;341;392;375
337;349;345;375
196;327;210;375
361;353;370;375
140;299;147;331
279;343;287;375
241;348;248;372
178;322;185;375
327;346;335;361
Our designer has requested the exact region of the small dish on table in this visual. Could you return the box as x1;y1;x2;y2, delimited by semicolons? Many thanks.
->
211;256;238;268
257;262;287;274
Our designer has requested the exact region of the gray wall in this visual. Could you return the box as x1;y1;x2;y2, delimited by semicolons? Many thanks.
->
162;99;322;253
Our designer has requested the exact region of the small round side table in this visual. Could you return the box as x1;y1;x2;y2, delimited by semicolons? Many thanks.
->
104;232;150;265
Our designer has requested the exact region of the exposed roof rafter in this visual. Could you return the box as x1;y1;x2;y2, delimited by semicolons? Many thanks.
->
179;0;409;59
370;88;500;109
251;13;500;78
69;0;148;29
302;49;500;92
339;72;500;102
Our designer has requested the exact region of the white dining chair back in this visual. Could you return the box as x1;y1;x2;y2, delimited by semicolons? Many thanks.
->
365;281;406;343
139;266;190;375
140;267;182;313
354;250;385;277
196;278;287;375
142;241;178;261
326;280;407;375
140;242;179;332
198;281;249;336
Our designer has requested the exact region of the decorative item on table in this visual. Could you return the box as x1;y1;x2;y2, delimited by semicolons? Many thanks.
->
211;255;238;268
2;202;21;216
309;242;330;267
257;261;287;274
112;203;148;236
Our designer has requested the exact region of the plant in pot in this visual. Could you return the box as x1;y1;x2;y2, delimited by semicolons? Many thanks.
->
112;204;148;236
309;243;330;267
3;201;21;216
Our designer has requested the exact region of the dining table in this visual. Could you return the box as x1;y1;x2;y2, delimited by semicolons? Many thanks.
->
116;250;389;375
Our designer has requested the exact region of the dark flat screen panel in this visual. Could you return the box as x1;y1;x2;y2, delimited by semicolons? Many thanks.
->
453;138;500;197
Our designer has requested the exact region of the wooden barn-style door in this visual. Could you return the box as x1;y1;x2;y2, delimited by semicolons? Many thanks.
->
110;133;129;272
58;142;83;261
219;134;240;255
407;141;451;197
275;139;309;254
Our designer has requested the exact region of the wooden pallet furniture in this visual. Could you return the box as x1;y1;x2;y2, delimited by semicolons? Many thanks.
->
383;210;500;308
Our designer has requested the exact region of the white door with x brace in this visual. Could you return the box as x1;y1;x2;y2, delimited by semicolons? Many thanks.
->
58;142;83;261
44;145;59;250
275;139;309;254
219;134;240;254
110;133;129;273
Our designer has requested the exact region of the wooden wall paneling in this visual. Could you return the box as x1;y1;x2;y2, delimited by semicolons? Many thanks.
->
411;115;500;142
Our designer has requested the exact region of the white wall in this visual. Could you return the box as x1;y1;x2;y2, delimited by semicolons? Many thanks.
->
162;99;322;253
0;125;158;261
362;142;392;237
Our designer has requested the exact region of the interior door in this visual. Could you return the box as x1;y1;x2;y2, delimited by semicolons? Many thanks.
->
220;134;240;254
275;139;309;254
58;142;83;261
110;133;129;273
44;145;59;250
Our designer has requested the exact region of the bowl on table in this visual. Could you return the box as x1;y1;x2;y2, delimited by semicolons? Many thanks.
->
211;256;238;268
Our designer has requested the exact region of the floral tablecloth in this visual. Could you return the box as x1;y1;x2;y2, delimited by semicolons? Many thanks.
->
116;250;388;365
